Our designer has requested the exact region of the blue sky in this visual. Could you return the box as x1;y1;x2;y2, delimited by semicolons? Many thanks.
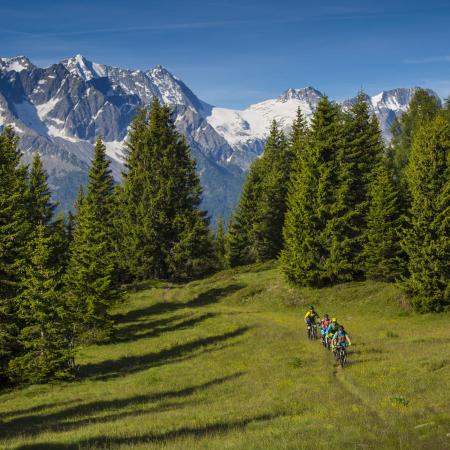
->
1;0;449;108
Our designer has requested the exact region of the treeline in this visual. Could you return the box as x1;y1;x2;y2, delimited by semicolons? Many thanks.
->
227;90;449;313
0;98;219;386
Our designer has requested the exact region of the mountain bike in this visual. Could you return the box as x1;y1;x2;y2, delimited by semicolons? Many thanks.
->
321;332;327;348
307;323;317;341
336;345;348;368
323;334;331;350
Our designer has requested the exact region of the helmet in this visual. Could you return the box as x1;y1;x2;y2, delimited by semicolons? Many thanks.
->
338;326;344;331
332;318;337;322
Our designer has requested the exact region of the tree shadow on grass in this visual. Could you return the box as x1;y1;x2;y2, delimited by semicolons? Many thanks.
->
0;400;75;422
115;312;217;344
115;313;192;339
116;283;246;324
80;326;250;381
16;411;277;450
2;373;244;441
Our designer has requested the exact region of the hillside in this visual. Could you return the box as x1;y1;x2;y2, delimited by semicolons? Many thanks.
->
1;263;449;449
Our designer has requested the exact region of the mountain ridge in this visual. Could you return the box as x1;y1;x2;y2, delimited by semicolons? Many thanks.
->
0;54;440;219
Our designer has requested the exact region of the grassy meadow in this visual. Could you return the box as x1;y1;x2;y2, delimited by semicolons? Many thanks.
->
1;262;449;449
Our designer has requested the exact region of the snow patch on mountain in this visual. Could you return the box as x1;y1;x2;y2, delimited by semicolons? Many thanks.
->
104;140;126;163
0;56;34;72
14;100;48;135
36;97;61;119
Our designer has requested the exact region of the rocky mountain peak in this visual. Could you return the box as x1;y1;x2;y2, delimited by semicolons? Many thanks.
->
0;56;35;73
278;87;323;103
61;54;106;81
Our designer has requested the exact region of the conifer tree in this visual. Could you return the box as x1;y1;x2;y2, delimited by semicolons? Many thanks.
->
228;121;291;265
362;154;405;281
9;225;75;383
280;109;310;278
119;98;216;280
28;153;56;227
64;138;119;340
281;97;341;286
252;121;290;260
325;93;383;281
227;158;264;266
290;107;308;160
0;127;31;382
402;115;450;311
390;89;441;177
86;138;115;225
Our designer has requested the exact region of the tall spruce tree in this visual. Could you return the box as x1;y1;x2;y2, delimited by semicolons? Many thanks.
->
325;93;383;281
362;153;405;281
9;225;75;383
227;157;265;266
0;127;31;383
252;121;291;260
64;138;119;340
119;98;216;280
390;89;441;177
289;107;309;160
27;153;67;274
28;153;56;227
281;109;311;279
402;115;450;311
281;97;341;286
228;121;291;265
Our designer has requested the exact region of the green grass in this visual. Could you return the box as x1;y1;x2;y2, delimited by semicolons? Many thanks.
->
1;262;449;449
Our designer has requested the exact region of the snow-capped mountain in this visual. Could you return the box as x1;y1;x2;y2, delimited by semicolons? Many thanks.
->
0;55;239;217
206;87;324;169
0;54;439;219
206;86;438;169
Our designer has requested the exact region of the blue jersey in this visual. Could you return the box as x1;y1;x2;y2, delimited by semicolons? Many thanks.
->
325;322;339;335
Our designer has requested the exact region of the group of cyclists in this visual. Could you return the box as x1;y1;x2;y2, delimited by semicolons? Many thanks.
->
304;305;351;366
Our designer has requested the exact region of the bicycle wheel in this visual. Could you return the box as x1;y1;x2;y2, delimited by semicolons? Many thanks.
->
340;348;347;368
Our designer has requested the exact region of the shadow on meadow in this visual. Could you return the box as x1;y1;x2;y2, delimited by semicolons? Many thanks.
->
15;411;277;450
0;400;75;422
80;326;250;381
115;283;247;324
115;312;218;343
2;373;245;441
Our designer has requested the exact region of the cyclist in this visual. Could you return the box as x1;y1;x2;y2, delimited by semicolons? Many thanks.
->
325;318;340;350
319;314;331;346
304;305;319;336
331;326;351;352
